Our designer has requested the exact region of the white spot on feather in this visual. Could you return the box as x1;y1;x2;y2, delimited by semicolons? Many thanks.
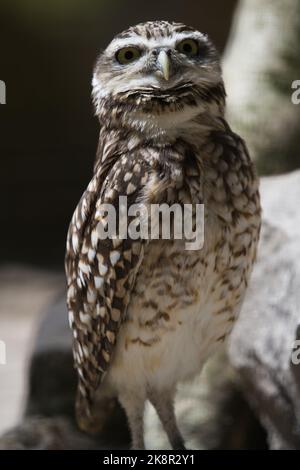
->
124;172;132;182
94;276;104;289
91;229;98;248
79;261;91;275
68;311;74;328
97;305;106;318
110;250;120;266
67;285;75;300
72;233;79;252
99;263;108;276
127;182;136;195
79;311;91;326
88;248;96;262
87;288;97;303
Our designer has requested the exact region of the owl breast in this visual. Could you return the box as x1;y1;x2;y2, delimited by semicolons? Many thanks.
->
106;204;258;393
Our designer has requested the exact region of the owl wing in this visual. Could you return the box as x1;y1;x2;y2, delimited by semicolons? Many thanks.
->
65;151;149;432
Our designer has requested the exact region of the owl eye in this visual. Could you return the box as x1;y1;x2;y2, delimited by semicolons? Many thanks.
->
176;39;199;57
116;47;141;64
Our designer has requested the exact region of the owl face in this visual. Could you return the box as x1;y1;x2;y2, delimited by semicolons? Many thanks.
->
92;21;224;122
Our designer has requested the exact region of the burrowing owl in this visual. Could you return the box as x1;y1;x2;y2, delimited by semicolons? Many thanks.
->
65;21;261;450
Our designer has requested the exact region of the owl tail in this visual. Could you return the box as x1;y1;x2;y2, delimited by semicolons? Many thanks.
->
75;386;116;435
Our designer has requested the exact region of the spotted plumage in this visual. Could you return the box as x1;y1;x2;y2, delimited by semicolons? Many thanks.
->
65;21;261;449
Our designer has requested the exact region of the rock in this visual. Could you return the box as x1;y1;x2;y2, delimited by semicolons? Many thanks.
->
0;417;99;450
0;266;64;434
25;294;76;420
23;294;130;449
229;170;300;449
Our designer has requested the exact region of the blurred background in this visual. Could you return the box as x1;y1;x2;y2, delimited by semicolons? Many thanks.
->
0;0;237;266
0;0;299;449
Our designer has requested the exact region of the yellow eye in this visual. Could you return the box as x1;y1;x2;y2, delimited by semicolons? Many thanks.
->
176;39;199;57
116;47;141;64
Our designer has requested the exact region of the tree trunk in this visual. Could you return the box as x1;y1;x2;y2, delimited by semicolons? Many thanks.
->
223;0;300;174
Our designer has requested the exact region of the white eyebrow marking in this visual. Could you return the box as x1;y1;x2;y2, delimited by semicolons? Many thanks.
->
106;32;206;55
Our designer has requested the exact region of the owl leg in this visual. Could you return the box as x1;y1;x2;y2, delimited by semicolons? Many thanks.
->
148;389;186;450
118;392;145;450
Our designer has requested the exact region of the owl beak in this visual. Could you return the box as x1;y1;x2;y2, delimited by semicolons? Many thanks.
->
157;50;170;81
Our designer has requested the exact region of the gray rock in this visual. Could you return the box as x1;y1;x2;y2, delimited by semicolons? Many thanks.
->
0;417;99;450
25;294;75;419
229;170;300;449
23;294;130;449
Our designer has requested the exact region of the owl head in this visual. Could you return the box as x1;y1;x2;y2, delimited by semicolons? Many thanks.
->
92;21;225;128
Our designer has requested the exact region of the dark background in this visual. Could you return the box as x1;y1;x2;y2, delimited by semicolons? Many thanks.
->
0;0;237;267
